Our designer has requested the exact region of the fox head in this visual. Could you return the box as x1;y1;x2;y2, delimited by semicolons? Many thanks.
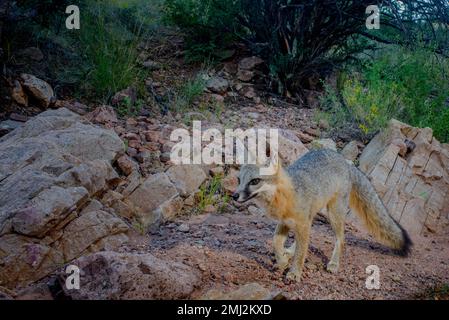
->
232;164;279;203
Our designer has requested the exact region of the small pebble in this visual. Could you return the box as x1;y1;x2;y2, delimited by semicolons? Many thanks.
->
178;223;190;232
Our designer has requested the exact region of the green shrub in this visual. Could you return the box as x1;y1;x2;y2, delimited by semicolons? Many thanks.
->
319;47;449;142
164;0;449;96
163;0;238;62
116;96;145;118
171;72;206;112
4;0;159;103
197;175;229;213
75;1;147;102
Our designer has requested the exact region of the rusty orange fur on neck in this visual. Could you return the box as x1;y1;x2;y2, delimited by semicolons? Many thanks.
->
267;166;297;220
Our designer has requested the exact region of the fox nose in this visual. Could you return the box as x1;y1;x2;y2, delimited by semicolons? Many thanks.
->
232;193;239;201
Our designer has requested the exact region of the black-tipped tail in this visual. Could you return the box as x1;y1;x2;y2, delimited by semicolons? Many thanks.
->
395;222;413;257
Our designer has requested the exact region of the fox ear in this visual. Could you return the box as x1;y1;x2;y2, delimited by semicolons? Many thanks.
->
259;149;280;176
267;134;280;174
271;152;281;174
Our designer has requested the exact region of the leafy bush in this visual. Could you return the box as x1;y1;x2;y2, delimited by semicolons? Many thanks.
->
163;0;239;62
238;0;380;95
164;0;449;96
319;47;449;142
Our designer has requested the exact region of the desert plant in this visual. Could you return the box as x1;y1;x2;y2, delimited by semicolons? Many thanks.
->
2;0;156;102
197;175;229;213
163;0;239;62
171;72;206;112
165;0;449;96
74;1;148;102
116;96;145;117
318;47;449;142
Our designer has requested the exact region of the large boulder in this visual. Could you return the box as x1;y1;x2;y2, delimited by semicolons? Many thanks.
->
359;119;449;235
0;120;23;137
59;251;202;300
223;127;309;168
54;210;128;261
0;108;129;289
11;186;89;237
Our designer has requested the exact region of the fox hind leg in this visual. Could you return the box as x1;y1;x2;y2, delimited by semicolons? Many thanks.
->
326;196;348;274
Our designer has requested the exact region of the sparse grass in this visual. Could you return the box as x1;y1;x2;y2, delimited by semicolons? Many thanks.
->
197;175;229;213
181;75;207;104
171;68;230;126
4;0;164;104
172;72;207;112
212;100;225;120
132;219;146;235
116;96;145;117
75;1;150;103
180;100;227;127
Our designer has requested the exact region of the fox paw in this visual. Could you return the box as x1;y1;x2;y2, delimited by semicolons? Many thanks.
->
275;259;289;272
285;246;295;259
326;261;339;274
286;270;302;283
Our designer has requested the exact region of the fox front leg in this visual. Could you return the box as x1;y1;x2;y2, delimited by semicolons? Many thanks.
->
286;223;311;283
273;223;290;271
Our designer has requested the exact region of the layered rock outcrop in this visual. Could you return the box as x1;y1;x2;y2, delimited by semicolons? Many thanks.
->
0;108;129;289
359;119;449;235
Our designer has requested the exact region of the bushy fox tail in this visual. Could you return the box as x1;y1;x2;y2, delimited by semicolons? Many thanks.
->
349;166;412;256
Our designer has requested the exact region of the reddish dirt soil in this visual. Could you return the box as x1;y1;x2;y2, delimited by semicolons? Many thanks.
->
134;210;449;300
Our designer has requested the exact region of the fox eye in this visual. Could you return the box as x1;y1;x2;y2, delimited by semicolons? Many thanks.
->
237;177;240;185
249;178;261;186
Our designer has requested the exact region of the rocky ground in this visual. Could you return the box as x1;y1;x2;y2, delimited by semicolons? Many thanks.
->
1;28;448;300
146;212;449;300
2;102;447;300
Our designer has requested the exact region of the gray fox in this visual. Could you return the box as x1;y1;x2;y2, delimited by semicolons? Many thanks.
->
232;149;412;283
